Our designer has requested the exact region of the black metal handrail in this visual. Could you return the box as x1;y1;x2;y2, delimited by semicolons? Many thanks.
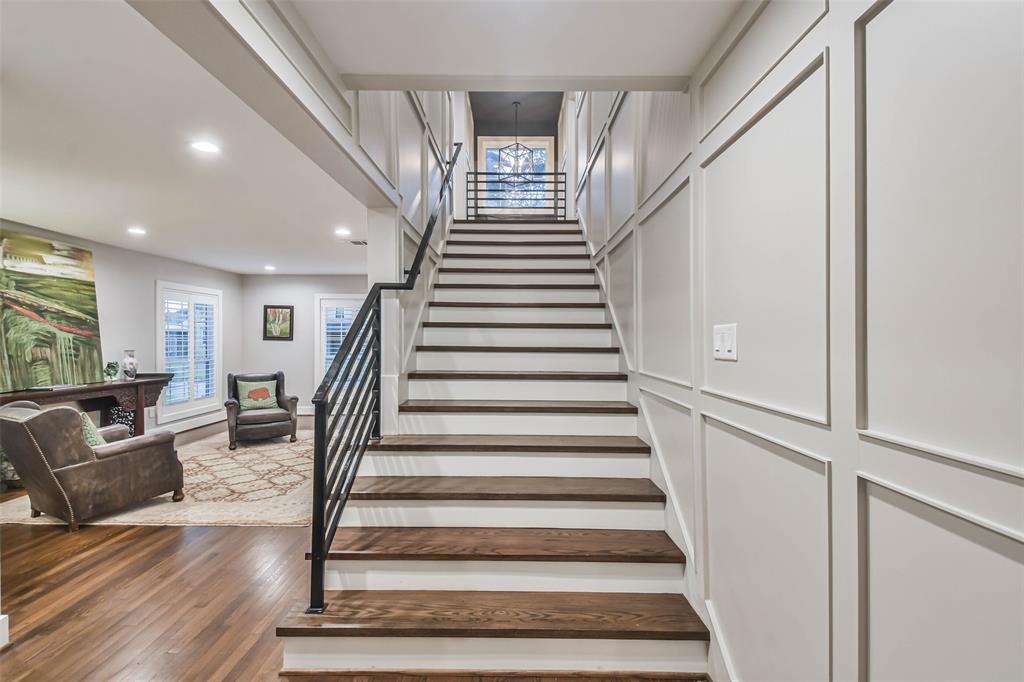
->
307;141;463;613
466;171;567;221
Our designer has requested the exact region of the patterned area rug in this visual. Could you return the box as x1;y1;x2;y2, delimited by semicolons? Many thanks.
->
0;430;313;527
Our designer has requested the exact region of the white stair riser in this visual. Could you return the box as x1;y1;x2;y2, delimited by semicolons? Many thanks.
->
360;451;650;478
438;271;596;285
422;326;612;347
408;379;627;401
446;243;588;255
398;412;637;436
283;637;708;674
433;288;600;303
415;350;620;372
450;231;584;242
429;306;606;324
443;257;591;269
339;499;665;530
323;560;685;593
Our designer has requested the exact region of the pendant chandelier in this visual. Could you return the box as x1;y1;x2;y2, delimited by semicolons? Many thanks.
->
497;101;533;187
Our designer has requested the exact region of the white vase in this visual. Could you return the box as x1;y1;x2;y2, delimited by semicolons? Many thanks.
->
121;349;138;380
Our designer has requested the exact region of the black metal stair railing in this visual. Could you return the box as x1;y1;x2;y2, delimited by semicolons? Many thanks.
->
307;141;462;613
466;171;567;220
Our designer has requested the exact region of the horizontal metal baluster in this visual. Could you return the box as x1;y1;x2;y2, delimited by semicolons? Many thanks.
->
307;142;462;613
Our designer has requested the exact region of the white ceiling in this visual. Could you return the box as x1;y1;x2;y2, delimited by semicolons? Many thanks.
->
292;0;740;90
0;0;368;276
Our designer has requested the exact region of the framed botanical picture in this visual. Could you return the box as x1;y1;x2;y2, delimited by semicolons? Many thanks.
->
263;305;294;341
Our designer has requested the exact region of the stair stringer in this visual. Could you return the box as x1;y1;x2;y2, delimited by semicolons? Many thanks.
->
582;218;727;680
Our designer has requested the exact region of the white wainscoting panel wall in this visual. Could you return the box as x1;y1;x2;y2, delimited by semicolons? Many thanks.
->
564;0;1023;679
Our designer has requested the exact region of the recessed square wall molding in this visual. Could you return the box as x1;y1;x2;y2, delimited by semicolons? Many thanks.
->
398;93;424;229
589;91;616;144
860;477;1024;680
420;91;444;146
588;142;608;252
639;180;692;386
358;91;394;183
640;91;692;204
576;94;590;190
639;388;697;558
578;179;590;238
703;416;831;681
699;0;828;141
609;93;636;236
701;54;829;423
858;0;1023;469
426;151;443;250
608;231;636;367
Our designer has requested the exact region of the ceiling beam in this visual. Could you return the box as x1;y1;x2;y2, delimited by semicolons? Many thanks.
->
341;74;691;93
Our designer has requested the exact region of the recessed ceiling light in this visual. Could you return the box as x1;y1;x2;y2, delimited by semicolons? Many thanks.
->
334;226;351;237
189;140;221;154
263;265;276;271
127;226;146;236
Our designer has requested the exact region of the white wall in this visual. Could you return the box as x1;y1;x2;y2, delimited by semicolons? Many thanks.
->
571;1;1024;679
240;274;367;410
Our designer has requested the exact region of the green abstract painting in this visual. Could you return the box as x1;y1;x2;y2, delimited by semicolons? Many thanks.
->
0;228;104;392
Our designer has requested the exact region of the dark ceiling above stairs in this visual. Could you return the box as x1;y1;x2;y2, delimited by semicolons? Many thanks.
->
469;91;564;136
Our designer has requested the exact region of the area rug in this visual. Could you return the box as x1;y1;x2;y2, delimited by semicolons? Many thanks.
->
0;430;313;527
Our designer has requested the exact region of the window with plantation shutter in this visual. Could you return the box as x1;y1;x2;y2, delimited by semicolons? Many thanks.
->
156;282;223;423
322;306;355;375
315;294;363;395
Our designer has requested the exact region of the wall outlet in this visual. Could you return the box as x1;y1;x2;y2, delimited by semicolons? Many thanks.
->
713;323;738;361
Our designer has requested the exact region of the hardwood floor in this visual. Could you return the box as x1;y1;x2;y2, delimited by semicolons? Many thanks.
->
0;523;308;681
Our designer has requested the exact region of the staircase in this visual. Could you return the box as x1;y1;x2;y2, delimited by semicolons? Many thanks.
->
277;218;709;677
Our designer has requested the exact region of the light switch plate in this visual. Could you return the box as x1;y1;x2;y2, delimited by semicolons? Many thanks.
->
713;323;738;361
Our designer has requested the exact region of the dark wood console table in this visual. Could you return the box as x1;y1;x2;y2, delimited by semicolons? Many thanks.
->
0;373;174;436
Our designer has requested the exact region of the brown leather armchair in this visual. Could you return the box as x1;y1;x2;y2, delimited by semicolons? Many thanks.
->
225;371;298;450
0;401;184;531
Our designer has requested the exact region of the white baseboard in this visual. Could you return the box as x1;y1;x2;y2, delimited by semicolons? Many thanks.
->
0;614;9;649
155;409;225;435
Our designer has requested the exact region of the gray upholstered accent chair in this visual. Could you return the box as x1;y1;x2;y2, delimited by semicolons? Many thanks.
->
0;401;184;531
224;371;298;450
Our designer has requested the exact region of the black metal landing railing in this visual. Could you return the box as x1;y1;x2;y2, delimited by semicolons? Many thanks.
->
307;142;462;613
466;171;567;221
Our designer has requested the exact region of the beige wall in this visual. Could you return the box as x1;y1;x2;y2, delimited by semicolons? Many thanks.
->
1;218;246;432
1;219;369;425
569;1;1024;679
240;273;366;410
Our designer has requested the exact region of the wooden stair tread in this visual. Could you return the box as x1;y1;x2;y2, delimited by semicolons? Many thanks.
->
407;371;627;381
434;283;599;290
422;321;612;329
321;527;684;563
439;267;595;274
447;240;586;247
350;476;664;502
416;345;619;353
451;228;583;235
276;590;707;640
367;434;651;453
429;302;605;308
444;253;591;259
399;400;638;414
455;219;579;225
